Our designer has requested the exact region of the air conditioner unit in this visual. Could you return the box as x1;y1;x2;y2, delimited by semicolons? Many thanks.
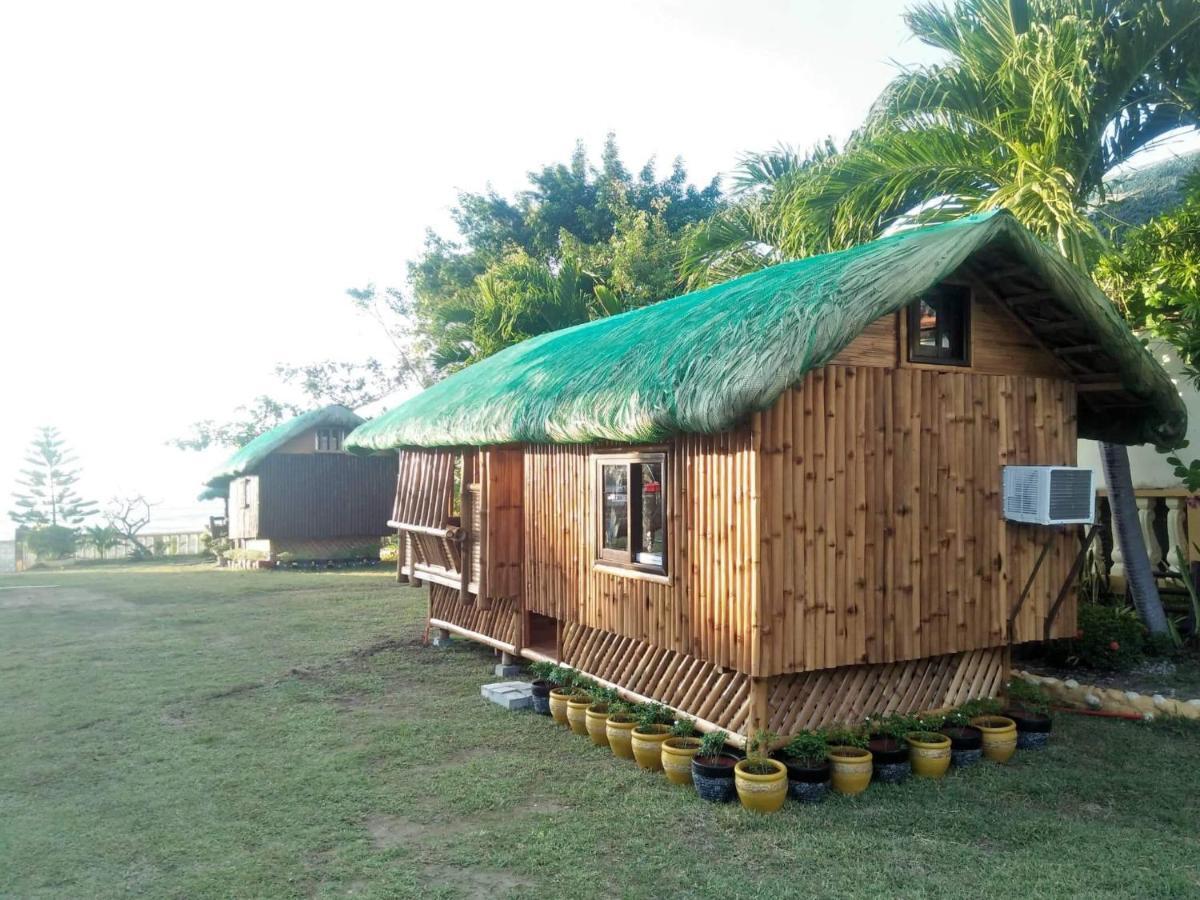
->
1002;466;1095;525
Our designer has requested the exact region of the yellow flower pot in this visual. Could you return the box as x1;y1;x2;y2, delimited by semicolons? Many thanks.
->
828;746;873;796
661;736;702;785
606;715;636;759
585;704;611;747
631;724;671;770
566;695;591;736
734;758;788;813
971;715;1018;764
906;732;952;779
549;688;573;726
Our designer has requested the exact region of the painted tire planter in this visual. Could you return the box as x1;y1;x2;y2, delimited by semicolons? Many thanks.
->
971;715;1018;763
906;733;952;779
530;680;553;717
631;724;671;771
606;714;637;759
691;754;739;803
828;746;873;796
734;759;788;813
661;736;702;785
549;688;573;726
778;756;830;804
943;725;983;768
585;703;611;747
868;736;910;784
566;695;591;736
1006;709;1052;750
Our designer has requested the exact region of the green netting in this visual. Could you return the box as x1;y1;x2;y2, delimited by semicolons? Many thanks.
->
200;404;364;499
346;211;1185;452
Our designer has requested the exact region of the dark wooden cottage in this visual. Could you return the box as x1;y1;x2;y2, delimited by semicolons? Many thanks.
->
202;405;397;563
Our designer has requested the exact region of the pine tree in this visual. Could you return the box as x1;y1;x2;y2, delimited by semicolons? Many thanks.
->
10;427;97;527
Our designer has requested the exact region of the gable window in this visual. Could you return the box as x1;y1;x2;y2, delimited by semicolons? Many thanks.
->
594;452;667;575
315;428;345;452
908;284;970;366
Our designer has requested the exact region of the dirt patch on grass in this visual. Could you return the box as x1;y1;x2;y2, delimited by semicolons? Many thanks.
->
353;638;405;658
365;814;430;848
425;865;532;899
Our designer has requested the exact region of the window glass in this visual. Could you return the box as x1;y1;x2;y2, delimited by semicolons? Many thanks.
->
601;464;628;551
909;285;969;364
636;462;664;567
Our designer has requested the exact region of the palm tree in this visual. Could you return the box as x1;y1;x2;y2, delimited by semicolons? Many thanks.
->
686;0;1200;631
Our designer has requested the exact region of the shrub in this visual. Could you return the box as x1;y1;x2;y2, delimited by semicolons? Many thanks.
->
26;525;77;560
670;716;697;738
697;730;729;759
1047;603;1146;671
1005;678;1051;716
783;730;828;766
824;726;868;750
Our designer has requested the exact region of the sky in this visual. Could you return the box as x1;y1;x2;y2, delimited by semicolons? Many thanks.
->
0;0;969;537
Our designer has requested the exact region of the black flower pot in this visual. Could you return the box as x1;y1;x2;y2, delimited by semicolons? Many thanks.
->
868;735;910;784
943;725;983;768
778;755;830;804
691;754;740;803
1005;708;1052;750
530;679;553;716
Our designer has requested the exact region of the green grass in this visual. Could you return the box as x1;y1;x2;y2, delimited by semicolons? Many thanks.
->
2;562;1198;899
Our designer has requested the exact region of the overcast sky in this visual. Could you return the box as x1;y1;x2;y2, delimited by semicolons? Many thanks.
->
0;0;956;536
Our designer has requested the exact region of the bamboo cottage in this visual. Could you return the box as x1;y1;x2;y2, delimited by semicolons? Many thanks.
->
202;405;397;563
346;212;1184;742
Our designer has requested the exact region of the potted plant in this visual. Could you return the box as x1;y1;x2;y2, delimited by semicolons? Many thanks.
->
605;701;639;760
777;729;830;804
585;686;617;747
940;708;984;768
735;729;788;813
1004;679;1053;750
661;717;703;786
826;727;873;796
905;718;952;780
527;661;555;717
691;729;740;803
865;714;916;784
547;666;575;726
630;702;673;771
566;676;596;736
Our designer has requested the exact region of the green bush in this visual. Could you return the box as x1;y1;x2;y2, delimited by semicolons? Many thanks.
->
26;525;78;560
1047;603;1146;671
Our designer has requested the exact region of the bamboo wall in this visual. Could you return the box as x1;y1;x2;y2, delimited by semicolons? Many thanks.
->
754;367;1077;677
523;431;759;673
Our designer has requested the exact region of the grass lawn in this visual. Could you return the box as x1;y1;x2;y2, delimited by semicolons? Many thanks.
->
2;561;1198;899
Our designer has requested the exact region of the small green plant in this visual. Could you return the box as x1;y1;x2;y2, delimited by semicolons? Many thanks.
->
956;697;1003;719
670;716;697;738
743;729;779;774
782;729;828;767
825;726;868;750
590;685;619;705
908;731;945;743
633;702;672;732
546;665;572;687
527;661;555;682
866;713;920;742
1005;678;1052;717
570;675;599;697
607;699;636;720
697;729;729;760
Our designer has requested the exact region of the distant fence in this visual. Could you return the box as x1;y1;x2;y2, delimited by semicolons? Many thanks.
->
17;530;208;569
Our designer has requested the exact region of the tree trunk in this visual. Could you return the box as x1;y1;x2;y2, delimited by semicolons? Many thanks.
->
1100;441;1169;634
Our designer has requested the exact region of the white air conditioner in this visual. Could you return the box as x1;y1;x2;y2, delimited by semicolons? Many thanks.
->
1002;466;1095;525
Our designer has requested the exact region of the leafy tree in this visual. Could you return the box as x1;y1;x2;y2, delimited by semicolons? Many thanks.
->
10;426;96;527
686;0;1200;633
409;133;723;374
25;525;78;560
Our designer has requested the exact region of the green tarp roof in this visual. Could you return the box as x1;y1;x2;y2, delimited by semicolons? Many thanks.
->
345;211;1185;452
200;405;364;500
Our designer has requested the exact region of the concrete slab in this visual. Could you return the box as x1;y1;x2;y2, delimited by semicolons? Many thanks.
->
482;680;534;711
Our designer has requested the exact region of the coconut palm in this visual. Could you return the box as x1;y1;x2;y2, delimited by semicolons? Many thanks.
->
686;0;1200;631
